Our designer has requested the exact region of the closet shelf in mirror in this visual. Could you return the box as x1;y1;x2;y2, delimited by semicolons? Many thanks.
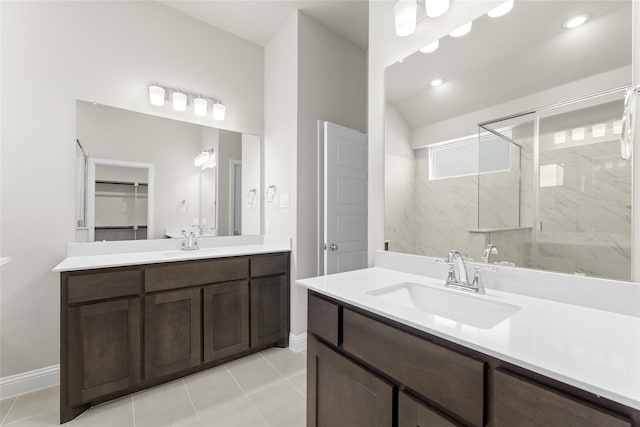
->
95;225;148;230
468;226;533;234
95;180;148;186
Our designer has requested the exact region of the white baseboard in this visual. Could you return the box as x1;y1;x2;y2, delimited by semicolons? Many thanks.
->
289;332;307;353
0;365;60;399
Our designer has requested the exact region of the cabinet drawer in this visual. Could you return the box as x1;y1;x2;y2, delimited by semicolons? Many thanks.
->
308;294;340;346
145;257;248;292
68;269;141;304
251;253;288;277
493;370;631;427
343;309;484;426
399;391;457;427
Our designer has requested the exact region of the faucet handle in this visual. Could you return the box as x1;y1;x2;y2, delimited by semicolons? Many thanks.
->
471;267;488;294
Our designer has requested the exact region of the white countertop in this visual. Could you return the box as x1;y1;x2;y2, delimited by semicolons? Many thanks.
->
53;235;290;272
297;266;640;410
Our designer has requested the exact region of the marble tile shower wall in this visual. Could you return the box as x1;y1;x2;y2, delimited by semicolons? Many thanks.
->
385;154;416;254
414;149;477;258
535;138;631;280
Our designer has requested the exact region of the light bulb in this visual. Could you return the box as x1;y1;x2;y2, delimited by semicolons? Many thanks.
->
149;85;165;107
420;40;440;53
213;102;226;121
449;22;472;38
487;0;514;18
172;91;187;111
553;131;566;144
572;127;585;141
425;0;449;18
563;14;589;29
430;78;444;87
394;0;417;37
613;120;623;135
592;123;606;138
194;97;207;117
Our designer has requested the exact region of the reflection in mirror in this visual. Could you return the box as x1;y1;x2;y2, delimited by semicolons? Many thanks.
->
75;101;261;242
384;0;632;280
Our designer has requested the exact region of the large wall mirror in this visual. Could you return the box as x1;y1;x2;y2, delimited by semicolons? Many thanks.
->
384;0;633;280
75;101;262;242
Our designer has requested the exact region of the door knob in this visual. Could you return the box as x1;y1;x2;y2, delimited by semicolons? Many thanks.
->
329;243;339;251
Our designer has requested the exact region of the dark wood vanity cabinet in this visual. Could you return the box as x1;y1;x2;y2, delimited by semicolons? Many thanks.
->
307;335;393;427
144;288;201;380
66;297;141;406
203;280;250;362
60;252;290;423
307;291;639;427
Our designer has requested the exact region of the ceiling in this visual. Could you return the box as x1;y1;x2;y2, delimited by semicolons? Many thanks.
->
160;0;369;49
385;1;632;130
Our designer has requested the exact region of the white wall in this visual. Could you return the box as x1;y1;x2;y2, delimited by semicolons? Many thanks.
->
264;11;367;336
264;11;300;332
368;0;500;265
0;1;263;378
295;12;367;333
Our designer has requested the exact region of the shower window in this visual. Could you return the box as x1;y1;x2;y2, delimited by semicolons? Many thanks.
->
429;132;511;181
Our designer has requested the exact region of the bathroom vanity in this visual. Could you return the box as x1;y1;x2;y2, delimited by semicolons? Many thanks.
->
298;251;640;427
53;235;290;423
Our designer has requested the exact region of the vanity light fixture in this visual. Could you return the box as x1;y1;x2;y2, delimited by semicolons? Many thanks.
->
563;14;589;29
420;39;440;53
487;0;514;18
572;127;585;141
592;123;606;138
394;0;417;37
172;91;187;112
212;102;226;121
430;78;444;87
449;22;472;38
425;0;449;18
148;85;165;107
553;131;566;144
194;151;211;167
194;97;208;117
147;83;226;121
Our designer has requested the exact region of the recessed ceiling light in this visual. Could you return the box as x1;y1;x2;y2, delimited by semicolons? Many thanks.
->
449;22;472;38
420;40;440;53
430;78;444;87
563;14;589;29
487;0;514;18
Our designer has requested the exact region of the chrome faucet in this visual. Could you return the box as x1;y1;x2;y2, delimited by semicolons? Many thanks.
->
180;230;199;251
444;250;486;294
481;244;499;264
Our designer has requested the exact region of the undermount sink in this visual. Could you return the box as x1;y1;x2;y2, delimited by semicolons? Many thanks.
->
162;247;219;257
367;282;520;329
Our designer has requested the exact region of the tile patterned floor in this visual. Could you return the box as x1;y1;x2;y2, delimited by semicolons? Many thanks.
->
0;348;307;427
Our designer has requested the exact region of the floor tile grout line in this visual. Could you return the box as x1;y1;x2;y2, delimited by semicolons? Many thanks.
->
1;388;59;426
259;351;307;398
130;395;136;427
3;408;57;426
0;398;17;425
224;363;272;427
181;379;201;425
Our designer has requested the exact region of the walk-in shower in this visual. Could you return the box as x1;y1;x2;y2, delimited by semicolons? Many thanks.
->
477;87;631;280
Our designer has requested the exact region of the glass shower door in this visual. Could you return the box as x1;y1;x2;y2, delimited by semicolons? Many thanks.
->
536;89;631;280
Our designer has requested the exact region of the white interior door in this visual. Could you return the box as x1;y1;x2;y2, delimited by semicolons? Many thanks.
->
321;121;368;275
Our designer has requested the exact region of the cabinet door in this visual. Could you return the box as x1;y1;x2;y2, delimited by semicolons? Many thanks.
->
67;298;140;405
399;391;458;427
145;288;201;380
493;370;631;427
203;281;249;363
307;336;393;427
250;275;288;347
